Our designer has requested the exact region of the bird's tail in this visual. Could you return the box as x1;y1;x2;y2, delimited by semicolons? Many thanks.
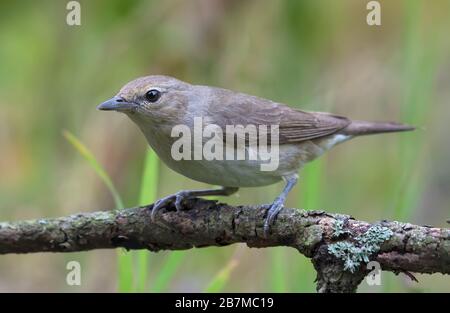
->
341;120;415;136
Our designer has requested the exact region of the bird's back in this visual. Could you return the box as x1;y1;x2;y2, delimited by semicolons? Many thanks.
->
200;85;351;145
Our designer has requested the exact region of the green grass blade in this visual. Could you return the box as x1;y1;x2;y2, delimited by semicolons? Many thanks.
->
204;258;238;293
295;159;323;292
270;248;287;292
118;250;135;292
136;149;159;292
151;251;186;292
136;251;149;292
62;130;124;210
138;149;159;205
383;0;437;292
300;159;323;209
138;150;186;293
62;130;134;292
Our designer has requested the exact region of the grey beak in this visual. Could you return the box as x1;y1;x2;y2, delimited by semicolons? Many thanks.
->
97;97;137;111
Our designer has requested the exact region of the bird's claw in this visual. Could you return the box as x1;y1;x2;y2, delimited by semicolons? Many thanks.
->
151;192;189;220
263;198;285;238
174;191;188;211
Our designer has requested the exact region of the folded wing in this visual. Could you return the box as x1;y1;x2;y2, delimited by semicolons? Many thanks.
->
206;87;350;145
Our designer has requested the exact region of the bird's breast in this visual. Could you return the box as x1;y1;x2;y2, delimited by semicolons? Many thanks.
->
133;117;349;187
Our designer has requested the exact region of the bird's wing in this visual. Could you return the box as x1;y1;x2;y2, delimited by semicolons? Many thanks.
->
206;87;351;145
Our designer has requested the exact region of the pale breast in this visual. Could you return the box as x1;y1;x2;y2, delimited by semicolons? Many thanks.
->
132;114;350;187
146;142;320;187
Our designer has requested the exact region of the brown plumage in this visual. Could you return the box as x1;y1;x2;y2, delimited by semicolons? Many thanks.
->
186;84;414;145
341;120;415;136
98;75;415;236
204;86;351;144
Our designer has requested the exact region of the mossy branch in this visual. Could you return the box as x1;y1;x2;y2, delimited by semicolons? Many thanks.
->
0;198;448;292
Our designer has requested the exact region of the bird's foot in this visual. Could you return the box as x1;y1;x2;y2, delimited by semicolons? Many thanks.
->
263;197;285;238
151;191;191;220
150;187;237;220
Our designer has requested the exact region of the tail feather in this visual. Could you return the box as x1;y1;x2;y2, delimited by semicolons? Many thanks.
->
341;120;415;136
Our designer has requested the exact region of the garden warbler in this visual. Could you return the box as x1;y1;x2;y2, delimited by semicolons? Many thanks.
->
97;75;414;236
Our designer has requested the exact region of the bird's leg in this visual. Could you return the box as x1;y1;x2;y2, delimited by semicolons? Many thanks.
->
151;186;239;219
264;175;298;237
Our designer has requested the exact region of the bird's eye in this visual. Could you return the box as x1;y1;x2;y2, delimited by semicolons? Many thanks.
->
145;89;161;103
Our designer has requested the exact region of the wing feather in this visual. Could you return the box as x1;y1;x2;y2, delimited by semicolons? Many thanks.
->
204;87;350;145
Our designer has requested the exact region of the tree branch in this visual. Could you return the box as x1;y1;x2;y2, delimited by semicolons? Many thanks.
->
0;198;448;292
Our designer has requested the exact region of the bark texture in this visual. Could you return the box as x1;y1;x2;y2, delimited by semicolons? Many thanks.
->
0;198;448;292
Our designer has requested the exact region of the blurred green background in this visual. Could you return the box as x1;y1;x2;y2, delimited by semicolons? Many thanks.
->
0;0;449;292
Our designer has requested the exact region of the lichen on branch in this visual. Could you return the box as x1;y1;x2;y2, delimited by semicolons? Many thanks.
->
0;198;448;293
328;223;393;272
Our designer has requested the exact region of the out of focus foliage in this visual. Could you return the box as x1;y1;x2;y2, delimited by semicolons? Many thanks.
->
0;0;449;292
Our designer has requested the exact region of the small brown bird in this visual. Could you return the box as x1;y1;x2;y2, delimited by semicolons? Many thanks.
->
98;75;414;236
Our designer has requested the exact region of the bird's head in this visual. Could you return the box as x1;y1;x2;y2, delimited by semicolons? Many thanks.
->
97;75;192;124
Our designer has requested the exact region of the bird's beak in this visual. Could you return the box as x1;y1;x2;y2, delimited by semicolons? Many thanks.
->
97;97;137;111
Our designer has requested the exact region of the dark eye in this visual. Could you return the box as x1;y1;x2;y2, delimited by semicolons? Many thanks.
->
145;89;161;103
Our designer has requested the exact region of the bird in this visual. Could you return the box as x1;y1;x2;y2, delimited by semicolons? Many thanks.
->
97;75;414;236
